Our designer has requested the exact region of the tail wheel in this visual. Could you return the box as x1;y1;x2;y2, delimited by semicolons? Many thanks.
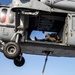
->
14;56;25;67
3;42;21;59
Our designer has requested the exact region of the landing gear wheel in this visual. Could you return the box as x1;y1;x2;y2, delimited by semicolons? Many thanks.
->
14;56;25;67
3;42;21;59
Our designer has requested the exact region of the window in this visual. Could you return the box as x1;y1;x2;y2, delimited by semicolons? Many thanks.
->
0;9;7;23
8;11;15;24
72;16;75;30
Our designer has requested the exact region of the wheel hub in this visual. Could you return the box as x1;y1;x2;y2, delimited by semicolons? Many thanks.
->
7;45;16;55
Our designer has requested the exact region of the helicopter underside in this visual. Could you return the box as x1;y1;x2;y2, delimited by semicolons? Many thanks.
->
20;40;75;57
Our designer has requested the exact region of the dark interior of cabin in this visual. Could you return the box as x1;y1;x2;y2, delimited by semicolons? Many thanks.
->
27;11;67;43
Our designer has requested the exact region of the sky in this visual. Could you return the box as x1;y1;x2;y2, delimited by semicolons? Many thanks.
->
0;0;75;75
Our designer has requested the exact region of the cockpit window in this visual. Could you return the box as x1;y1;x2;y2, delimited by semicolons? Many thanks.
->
0;9;7;23
8;11;15;24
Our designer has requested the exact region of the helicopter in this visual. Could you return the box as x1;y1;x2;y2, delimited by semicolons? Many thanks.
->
0;0;75;67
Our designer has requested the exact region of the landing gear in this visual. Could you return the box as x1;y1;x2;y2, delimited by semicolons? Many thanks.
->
3;42;21;59
2;11;26;67
3;41;25;67
14;56;25;67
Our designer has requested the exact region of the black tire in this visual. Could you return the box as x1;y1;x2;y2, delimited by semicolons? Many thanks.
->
14;56;25;67
3;42;21;59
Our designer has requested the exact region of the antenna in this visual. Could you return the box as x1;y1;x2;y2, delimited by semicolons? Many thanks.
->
42;51;53;75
